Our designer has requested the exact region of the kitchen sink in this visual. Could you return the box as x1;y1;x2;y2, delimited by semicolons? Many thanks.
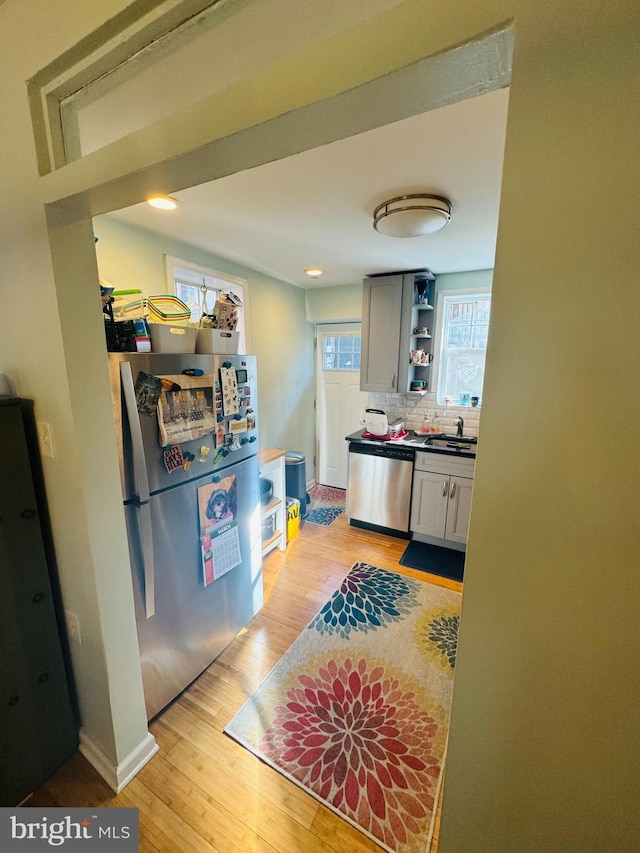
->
395;433;477;453
423;436;477;455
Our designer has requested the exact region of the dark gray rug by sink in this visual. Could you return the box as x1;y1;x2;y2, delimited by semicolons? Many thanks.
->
399;540;465;583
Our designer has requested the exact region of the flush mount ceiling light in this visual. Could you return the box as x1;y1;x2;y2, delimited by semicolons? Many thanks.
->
147;194;179;210
373;194;452;238
305;267;324;278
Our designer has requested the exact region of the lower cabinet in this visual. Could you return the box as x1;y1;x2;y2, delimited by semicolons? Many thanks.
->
410;452;475;550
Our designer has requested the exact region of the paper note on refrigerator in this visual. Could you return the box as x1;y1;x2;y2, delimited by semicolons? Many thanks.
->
157;375;217;446
198;476;241;585
220;366;240;416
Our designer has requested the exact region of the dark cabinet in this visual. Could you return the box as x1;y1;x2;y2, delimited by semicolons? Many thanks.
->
0;398;78;805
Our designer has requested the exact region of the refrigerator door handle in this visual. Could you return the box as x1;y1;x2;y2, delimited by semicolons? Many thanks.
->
120;361;151;503
139;501;155;619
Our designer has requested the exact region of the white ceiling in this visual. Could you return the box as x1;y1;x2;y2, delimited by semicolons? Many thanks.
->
109;86;509;288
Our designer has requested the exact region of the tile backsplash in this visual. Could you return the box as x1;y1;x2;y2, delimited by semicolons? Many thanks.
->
367;392;481;437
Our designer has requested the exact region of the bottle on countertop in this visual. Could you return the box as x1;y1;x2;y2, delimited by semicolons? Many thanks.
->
430;411;440;434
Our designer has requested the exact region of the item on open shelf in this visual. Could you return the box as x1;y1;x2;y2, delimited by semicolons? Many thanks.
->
414;274;434;305
286;497;301;541
261;514;275;541
196;328;239;354
99;277;115;298
411;349;432;365
148;323;197;353
260;477;274;505
213;292;243;331
146;294;192;324
104;318;137;352
111;289;145;321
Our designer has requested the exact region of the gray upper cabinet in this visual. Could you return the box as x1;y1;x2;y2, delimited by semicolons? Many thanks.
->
360;274;408;392
360;271;435;394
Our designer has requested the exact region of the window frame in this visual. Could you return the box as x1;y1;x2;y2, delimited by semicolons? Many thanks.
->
163;255;249;353
432;286;491;407
320;329;361;372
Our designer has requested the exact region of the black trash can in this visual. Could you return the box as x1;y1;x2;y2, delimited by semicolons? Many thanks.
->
285;451;309;518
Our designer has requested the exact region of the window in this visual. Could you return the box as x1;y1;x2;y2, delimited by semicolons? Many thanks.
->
435;291;491;406
164;255;248;353
322;332;361;371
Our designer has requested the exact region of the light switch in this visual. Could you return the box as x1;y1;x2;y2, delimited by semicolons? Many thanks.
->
37;421;55;458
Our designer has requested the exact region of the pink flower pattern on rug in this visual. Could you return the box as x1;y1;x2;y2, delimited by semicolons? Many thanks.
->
225;564;461;853
259;656;444;852
308;485;346;503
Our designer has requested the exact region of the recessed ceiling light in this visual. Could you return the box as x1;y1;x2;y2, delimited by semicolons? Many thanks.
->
305;268;324;278
147;194;179;210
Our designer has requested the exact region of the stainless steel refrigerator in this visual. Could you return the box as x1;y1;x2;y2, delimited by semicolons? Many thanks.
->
108;352;263;719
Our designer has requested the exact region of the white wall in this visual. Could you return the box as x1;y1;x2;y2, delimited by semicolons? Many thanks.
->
94;215;315;468
1;1;639;846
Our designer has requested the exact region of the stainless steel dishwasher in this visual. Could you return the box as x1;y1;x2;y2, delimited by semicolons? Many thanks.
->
347;441;415;536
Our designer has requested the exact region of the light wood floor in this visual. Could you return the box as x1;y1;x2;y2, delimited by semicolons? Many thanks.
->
27;512;462;852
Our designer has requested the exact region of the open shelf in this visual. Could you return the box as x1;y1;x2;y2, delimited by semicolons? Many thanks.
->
262;530;283;554
262;495;282;517
259;448;287;556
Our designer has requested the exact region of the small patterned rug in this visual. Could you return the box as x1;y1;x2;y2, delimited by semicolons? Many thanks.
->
225;562;461;853
304;484;346;526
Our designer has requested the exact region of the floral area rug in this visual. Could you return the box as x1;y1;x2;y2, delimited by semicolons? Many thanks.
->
224;562;461;853
304;484;346;526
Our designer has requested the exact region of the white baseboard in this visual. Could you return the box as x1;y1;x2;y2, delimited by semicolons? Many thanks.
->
79;729;158;793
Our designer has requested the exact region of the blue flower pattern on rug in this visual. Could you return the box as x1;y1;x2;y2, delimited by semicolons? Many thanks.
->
304;486;346;527
305;505;344;526
309;562;421;638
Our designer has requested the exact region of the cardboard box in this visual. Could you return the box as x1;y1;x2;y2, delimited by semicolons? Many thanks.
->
286;497;301;541
196;328;239;354
213;293;243;331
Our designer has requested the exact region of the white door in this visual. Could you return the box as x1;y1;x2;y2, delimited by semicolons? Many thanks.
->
316;323;368;489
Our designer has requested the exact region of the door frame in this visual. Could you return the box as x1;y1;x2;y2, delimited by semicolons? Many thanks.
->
315;322;364;488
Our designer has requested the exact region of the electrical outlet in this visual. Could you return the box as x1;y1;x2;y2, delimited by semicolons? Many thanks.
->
37;421;55;458
65;609;81;644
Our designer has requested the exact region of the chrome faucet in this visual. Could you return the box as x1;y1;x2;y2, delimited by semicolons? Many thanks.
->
455;416;464;438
